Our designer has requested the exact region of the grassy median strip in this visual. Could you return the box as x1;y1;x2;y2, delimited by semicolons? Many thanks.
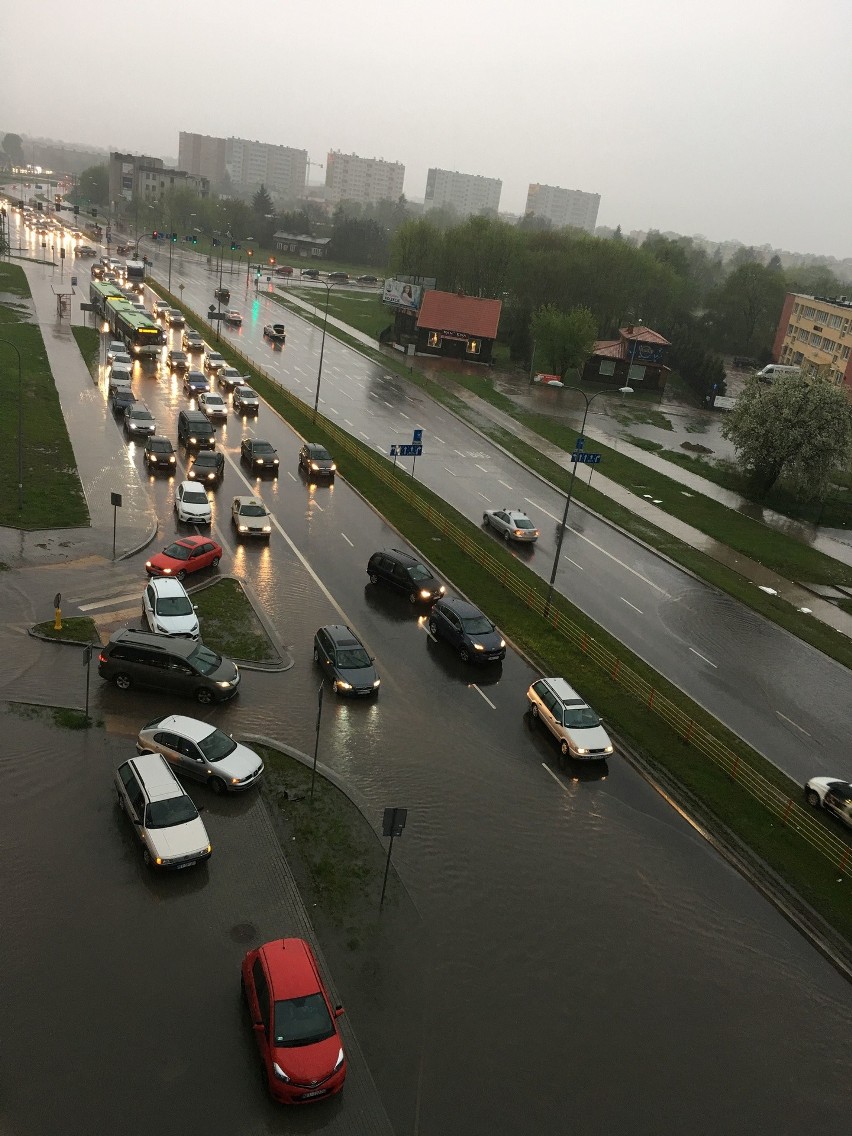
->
189;578;280;664
0;264;88;530
32;616;100;644
71;325;100;374
151;283;852;946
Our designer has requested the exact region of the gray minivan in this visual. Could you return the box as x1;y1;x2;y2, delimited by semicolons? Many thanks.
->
177;408;215;451
98;628;240;703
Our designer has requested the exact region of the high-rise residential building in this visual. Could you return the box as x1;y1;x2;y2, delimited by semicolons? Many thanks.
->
324;151;405;205
423;168;502;217
178;132;308;199
772;293;852;389
109;153;209;205
524;183;601;233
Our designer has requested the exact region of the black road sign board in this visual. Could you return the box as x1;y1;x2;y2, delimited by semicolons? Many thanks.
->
382;807;408;837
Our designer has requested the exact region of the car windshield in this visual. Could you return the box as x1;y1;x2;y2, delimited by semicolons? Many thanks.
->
222;368;240;377
188;643;224;676
311;447;331;460
162;543;191;561
171;353;186;361
273;994;335;1048
194;455;218;469
562;706;601;729
155;594;193;616
197;728;237;762
131;410;154;422
239;504;267;517
237;387;256;397
150;440;172;453
462;615;494;635
336;647;371;668
407;563;432;582
253;443;275;454
183;489;208;505
145;797;198;829
204;396;224;405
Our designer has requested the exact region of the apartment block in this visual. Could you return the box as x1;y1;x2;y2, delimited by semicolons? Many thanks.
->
423;168;502;218
325;151;405;206
178;132;307;199
109;152;209;205
773;293;852;389
525;183;601;233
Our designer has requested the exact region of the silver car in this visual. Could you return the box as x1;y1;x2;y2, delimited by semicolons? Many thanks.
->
233;385;259;414
114;752;212;870
137;714;264;794
483;508;539;543
526;677;614;762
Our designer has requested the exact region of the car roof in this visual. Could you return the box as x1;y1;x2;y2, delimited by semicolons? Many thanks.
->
234;495;265;508
235;384;256;393
538;677;588;706
147;435;173;446
148;576;190;598
306;442;328;453
260;938;320;997
436;596;484;618
380;548;421;567
178;479;207;491
193;450;221;463
321;624;363;648
146;714;216;742
129;752;186;802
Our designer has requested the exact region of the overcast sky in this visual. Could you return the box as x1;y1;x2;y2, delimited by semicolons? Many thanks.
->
3;0;851;258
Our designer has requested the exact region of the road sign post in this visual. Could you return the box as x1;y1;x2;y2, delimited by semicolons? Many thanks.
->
83;644;93;724
110;492;122;559
380;807;408;909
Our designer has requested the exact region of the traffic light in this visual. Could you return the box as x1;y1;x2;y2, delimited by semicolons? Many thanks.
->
230;241;237;250
212;238;220;247
171;232;177;243
36;200;43;212
91;208;97;217
268;257;276;266
191;235;197;245
246;248;253;259
73;205;79;216
153;230;159;239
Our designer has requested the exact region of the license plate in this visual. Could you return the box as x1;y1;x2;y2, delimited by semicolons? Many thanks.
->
301;1089;327;1100
175;860;196;870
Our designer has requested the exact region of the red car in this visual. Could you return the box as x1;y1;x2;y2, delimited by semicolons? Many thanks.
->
145;536;222;580
241;938;346;1104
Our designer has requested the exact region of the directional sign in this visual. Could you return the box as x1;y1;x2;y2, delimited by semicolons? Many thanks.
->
412;428;423;444
389;445;398;457
571;451;602;465
575;437;586;450
397;444;423;457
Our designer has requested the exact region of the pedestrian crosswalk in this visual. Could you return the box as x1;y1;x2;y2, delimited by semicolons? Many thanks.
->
66;565;148;640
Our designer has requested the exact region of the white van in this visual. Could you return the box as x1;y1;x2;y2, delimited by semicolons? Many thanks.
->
755;364;800;382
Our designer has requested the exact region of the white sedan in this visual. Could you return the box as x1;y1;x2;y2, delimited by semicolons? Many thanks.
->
233;385;259;414
174;480;212;525
136;715;264;795
198;392;228;421
483;508;540;543
804;777;852;830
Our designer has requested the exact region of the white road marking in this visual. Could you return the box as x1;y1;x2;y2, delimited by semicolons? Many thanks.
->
344;419;354;427
475;463;489;472
620;597;643;614
564;557;583;570
312;501;324;513
383;400;393;408
689;647;717;668
527;500;562;524
563;523;669;595
360;431;369;440
341;533;354;547
399;411;410;420
434;435;445;444
478;493;491;502
287;471;297;481
328;406;339;415
78;592;141;612
499;480;513;490
471;684;496;709
443;467;456;476
541;763;565;788
369;391;379;399
775;711;811;737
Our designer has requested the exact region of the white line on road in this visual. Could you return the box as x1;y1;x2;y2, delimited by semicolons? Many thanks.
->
565;523;669;595
287;471;297;481
471;684;496;709
360;431;370;440
454;449;465;457
689;647;717;668
341;533;354;547
443;467;456;476
620;597;643;614
344;419;354;427
564;557;583;570
328;407;339;415
434;435;445;444
475;463;489;472
499;480;513;490
311;501;324;513
369;391;379;398
541;763;565;789
78;592;141;612
399;411;410;420
526;499;562;524
775;711;811;737
383;400;393;408
478;493;491;502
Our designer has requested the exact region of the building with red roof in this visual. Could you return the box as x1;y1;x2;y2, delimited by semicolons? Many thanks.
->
415;290;502;364
581;323;671;391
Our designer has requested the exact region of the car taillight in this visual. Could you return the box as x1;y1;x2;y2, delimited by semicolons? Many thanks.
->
98;652;107;663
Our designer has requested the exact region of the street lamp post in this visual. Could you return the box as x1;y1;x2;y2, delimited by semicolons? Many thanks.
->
313;281;343;420
0;339;24;509
544;385;633;617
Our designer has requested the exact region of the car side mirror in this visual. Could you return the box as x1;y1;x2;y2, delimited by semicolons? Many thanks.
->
370;656;376;663
334;1005;345;1018
193;605;198;611
252;1021;264;1033
197;805;206;813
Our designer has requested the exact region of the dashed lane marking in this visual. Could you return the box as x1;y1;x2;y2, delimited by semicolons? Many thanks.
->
620;597;643;615
689;647;717;668
775;711;811;737
341;533;354;547
471;685;496;709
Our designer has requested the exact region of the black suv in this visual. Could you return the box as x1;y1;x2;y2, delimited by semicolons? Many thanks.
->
298;442;336;480
187;450;225;485
367;549;445;605
313;625;380;697
428;597;506;663
144;436;177;472
98;628;240;704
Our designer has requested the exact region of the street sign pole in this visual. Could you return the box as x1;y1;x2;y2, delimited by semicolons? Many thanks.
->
83;644;92;724
110;492;122;559
380;807;408;909
310;681;324;803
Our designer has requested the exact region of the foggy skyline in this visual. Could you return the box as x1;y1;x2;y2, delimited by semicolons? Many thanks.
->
3;0;851;258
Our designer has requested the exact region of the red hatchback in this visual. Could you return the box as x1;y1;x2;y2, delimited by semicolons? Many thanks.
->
145;536;222;580
241;938;346;1104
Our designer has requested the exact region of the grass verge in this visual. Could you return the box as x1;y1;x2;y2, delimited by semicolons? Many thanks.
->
32;616;100;644
7;702;101;729
190;578;280;664
71;325;100;374
0;263;89;530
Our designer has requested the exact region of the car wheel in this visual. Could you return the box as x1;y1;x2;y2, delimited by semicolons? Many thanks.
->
369;573;379;585
142;847;152;868
332;680;340;694
503;530;511;542
211;556;220;567
483;513;489;525
313;646;320;664
805;789;822;808
196;687;214;705
114;672;132;691
530;702;539;720
116;789;125;811
560;739;570;757
459;646;471;664
176;569;187;580
209;776;226;795
428;619;439;637
408;592;418;604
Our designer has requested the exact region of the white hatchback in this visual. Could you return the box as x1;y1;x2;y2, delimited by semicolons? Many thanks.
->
136;715;265;794
142;576;199;639
114;752;212;870
175;480;212;524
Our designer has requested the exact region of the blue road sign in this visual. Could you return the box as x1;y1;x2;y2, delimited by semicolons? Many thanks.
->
575;437;585;450
571;451;602;465
398;444;423;457
390;445;398;457
413;428;423;444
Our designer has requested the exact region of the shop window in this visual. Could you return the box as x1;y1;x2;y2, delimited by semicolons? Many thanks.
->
599;360;616;376
428;332;442;348
466;339;481;355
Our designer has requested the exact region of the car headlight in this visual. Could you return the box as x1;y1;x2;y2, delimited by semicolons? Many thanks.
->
439;585;446;594
604;745;614;754
145;561;152;569
474;642;485;651
262;524;271;532
169;455;175;463
238;524;248;532
205;844;212;854
272;458;279;465
311;462;319;470
336;680;352;690
189;436;196;444
373;678;381;687
575;747;588;755
329;463;337;471
419;589;431;599
162;568;172;575
256;458;264;464
272;1062;291;1083
499;639;506;648
333;1048;344;1072
216;680;234;688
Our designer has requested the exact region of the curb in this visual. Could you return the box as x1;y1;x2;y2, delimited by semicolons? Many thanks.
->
186;575;293;672
27;629;98;648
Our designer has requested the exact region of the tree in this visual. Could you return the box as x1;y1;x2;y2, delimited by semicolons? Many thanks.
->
721;373;852;498
78;163;108;207
251;185;274;217
2;133;24;166
705;261;786;354
530;305;598;381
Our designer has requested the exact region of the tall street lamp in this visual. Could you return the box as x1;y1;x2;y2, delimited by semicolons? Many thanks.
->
0;339;24;510
313;280;344;420
544;385;633;616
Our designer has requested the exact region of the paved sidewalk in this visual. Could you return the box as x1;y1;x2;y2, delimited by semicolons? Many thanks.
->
0;261;157;568
277;290;852;639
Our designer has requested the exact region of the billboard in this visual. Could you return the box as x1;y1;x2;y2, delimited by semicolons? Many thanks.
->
383;278;423;310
